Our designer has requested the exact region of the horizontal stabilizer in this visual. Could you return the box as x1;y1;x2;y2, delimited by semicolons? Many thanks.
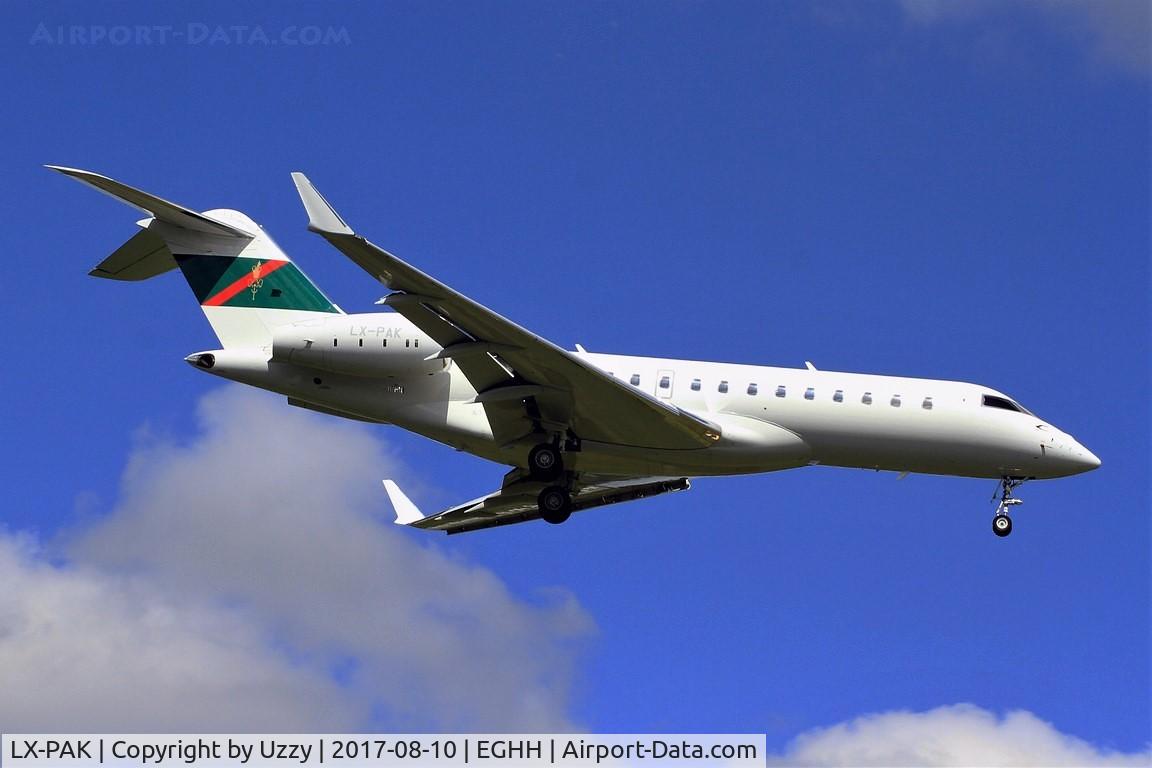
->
47;165;255;238
88;227;176;281
55;166;343;349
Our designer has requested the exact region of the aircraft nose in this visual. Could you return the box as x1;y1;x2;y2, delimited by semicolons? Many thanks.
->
1036;426;1101;476
1057;435;1101;474
1074;443;1102;472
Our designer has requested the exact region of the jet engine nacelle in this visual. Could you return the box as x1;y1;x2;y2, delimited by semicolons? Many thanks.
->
271;316;446;378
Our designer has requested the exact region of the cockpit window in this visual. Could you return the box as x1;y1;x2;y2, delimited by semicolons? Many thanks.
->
982;394;1031;415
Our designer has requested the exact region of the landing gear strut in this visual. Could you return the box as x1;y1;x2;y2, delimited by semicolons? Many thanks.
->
992;477;1026;537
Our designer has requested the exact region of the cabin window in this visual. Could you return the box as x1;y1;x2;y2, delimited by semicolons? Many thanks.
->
833;389;844;403
630;374;641;386
659;376;671;390
747;383;758;396
414;339;419;348
862;392;873;405
405;339;410;348
332;338;338;347
922;397;934;410
718;380;729;394
982;394;1026;413
358;338;363;347
804;387;815;400
383;339;387;347
691;378;701;391
775;385;786;398
891;395;902;407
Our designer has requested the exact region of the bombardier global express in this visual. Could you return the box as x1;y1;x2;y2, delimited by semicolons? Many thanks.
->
52;166;1100;536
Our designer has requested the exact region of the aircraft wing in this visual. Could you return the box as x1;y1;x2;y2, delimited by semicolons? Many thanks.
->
384;474;690;535
291;172;722;450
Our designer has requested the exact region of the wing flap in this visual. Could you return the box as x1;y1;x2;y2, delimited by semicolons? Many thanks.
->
373;293;527;443
378;293;514;394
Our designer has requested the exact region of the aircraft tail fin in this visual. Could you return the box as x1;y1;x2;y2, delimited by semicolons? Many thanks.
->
50;166;343;349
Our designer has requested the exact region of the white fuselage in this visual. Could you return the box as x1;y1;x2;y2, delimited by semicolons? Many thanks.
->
192;312;1100;482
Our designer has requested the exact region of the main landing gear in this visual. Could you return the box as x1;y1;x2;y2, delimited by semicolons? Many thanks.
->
538;485;572;525
528;442;563;482
992;477;1026;537
528;441;572;524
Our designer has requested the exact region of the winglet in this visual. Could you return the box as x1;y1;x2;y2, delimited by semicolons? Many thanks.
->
383;479;427;526
291;172;354;235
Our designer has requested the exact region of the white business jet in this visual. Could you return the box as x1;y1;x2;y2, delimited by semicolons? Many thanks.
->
52;166;1100;536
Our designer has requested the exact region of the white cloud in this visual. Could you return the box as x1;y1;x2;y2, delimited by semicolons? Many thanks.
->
2;386;592;732
1068;0;1152;75
0;532;356;731
897;0;1150;77
769;704;1151;767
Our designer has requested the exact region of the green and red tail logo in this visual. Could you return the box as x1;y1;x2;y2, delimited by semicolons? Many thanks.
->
175;255;338;313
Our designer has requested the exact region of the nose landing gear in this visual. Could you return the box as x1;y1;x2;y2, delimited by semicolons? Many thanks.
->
992;478;1026;537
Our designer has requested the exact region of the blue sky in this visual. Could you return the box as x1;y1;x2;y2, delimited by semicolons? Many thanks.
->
1;0;1148;762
